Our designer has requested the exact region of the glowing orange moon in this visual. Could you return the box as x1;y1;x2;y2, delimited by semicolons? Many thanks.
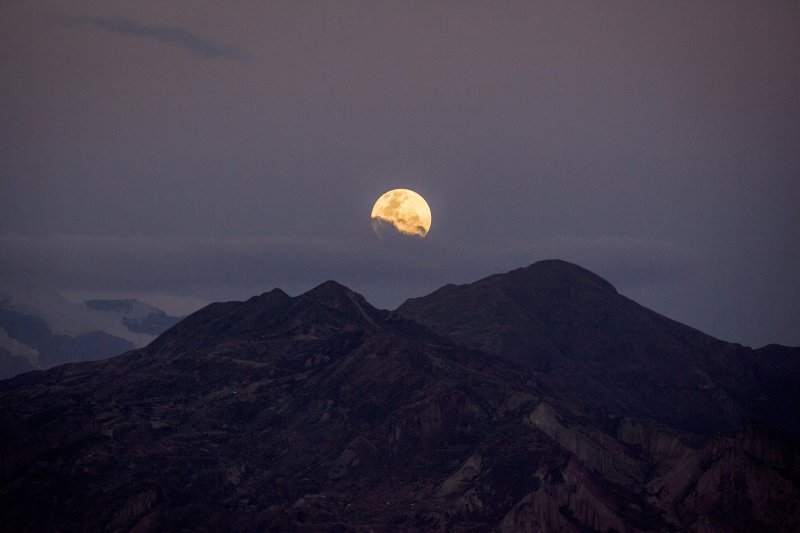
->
371;189;432;238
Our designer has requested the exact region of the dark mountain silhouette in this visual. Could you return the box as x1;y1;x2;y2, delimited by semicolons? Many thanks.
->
398;259;800;436
1;261;798;531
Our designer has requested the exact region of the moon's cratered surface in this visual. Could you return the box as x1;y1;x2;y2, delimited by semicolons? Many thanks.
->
371;189;432;238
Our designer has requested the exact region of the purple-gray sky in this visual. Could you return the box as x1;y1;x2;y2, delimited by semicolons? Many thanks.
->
1;1;799;347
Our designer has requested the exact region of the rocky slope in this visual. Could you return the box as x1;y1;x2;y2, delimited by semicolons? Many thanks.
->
1;262;798;531
398;260;800;437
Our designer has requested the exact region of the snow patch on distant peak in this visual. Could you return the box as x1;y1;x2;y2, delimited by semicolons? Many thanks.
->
0;326;39;364
0;287;157;347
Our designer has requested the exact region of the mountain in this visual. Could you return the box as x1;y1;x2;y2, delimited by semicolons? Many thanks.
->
0;306;134;379
0;288;182;378
399;260;800;436
0;347;35;379
1;262;798;531
84;298;182;335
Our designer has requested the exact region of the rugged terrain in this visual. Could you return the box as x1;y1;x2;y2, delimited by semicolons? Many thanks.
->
1;261;798;531
398;260;800;436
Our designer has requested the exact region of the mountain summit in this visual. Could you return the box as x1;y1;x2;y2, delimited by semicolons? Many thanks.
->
399;259;798;435
1;261;798;531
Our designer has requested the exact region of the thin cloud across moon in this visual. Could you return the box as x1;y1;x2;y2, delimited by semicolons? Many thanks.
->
371;189;432;238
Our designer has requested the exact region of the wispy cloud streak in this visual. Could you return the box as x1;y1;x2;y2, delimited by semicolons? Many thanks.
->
60;15;248;60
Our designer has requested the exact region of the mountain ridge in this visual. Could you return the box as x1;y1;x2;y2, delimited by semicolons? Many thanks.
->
1;259;798;531
398;259;798;436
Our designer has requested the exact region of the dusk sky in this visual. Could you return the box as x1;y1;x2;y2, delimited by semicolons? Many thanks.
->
1;1;798;347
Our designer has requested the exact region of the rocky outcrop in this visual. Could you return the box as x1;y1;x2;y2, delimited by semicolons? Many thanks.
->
497;459;631;533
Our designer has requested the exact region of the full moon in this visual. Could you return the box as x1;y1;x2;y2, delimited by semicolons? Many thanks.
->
371;189;432;238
